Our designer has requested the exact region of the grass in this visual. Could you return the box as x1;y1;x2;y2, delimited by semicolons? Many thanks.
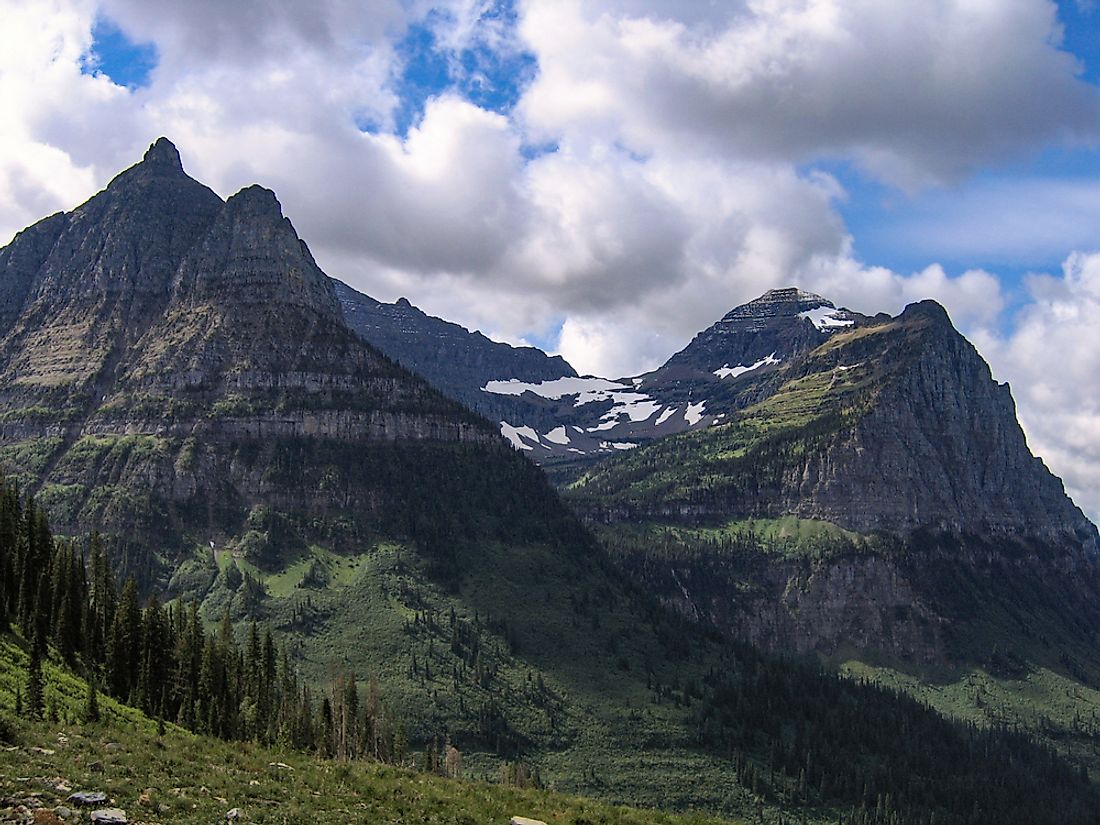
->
174;536;830;822
0;637;741;825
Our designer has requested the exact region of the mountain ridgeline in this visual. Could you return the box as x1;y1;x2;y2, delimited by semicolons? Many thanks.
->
571;289;1095;542
0;138;530;573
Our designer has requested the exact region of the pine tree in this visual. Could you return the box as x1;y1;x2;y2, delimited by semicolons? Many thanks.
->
107;577;141;702
24;645;44;720
84;676;101;723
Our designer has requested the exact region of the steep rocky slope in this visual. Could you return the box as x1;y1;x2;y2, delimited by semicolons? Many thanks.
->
569;292;1100;674
0;139;494;571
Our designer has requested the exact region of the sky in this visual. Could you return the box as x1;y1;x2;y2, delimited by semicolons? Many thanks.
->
2;0;1100;521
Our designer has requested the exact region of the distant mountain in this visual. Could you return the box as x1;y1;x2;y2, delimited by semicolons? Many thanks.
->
470;288;871;464
333;279;577;429
571;292;1095;542
565;288;1100;767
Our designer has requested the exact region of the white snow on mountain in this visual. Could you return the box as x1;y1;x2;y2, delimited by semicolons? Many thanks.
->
500;422;540;450
482;376;629;398
545;425;570;444
798;306;854;331
685;401;707;425
713;352;781;380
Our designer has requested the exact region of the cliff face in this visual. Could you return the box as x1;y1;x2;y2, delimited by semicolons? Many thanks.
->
574;291;1100;663
573;297;1096;546
0;139;496;568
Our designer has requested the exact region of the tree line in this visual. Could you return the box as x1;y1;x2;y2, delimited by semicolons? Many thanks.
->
0;478;409;764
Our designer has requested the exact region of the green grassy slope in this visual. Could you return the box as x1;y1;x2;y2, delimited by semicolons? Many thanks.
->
0;637;738;825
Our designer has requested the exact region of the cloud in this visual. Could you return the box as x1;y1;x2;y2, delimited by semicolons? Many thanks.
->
518;0;1100;188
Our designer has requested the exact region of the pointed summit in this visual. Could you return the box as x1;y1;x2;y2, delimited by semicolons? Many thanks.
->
142;137;184;171
659;287;864;378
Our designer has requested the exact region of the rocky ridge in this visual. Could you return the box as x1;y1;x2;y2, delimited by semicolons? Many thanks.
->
0;139;496;566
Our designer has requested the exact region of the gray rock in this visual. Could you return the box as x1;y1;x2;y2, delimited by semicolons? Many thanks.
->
90;809;128;824
68;792;108;806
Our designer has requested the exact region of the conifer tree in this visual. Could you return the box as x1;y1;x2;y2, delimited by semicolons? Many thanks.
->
24;645;44;720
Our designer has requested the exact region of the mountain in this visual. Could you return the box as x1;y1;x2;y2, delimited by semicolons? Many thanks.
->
333;279;579;431
2;140;1095;824
452;289;869;468
565;288;1100;774
570;292;1095;541
0;138;492;572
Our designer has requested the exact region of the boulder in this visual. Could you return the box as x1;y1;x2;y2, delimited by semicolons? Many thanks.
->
89;810;128;824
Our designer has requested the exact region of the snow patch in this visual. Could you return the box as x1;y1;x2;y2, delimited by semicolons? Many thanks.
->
482;376;629;398
588;419;619;432
714;352;780;380
685;402;707;426
600;441;639;451
600;395;661;423
656;407;676;426
544;426;570;445
798;306;854;331
500;422;536;451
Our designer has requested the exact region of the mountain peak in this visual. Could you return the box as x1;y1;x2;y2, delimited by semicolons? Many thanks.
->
225;184;283;218
141;137;184;174
900;298;951;326
757;287;830;306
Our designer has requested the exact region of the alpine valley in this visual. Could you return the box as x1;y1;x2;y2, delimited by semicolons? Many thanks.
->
1;140;1099;825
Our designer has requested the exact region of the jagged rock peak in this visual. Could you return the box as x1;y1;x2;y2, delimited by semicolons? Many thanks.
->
722;287;833;321
224;184;283;217
761;287;830;305
141;137;185;174
900;298;951;326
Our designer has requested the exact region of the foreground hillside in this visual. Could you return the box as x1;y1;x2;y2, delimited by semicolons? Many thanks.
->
0;639;734;825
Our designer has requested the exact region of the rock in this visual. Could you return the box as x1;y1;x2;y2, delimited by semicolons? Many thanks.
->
510;818;548;825
89;809;128;824
87;762;104;773
53;807;72;820
68;792;109;806
102;743;123;754
226;808;241;821
28;747;56;755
